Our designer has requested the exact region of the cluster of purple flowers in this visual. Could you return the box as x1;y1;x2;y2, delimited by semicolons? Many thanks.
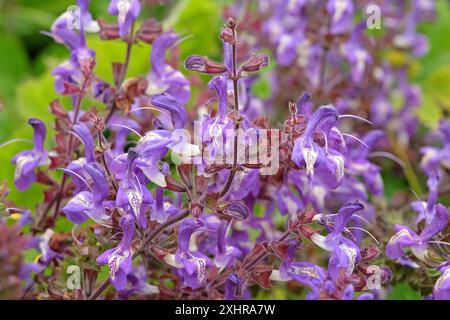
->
1;0;448;300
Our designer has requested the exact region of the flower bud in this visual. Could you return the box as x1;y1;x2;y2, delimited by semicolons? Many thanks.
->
137;18;162;44
240;53;269;73
226;17;237;30
185;55;228;74
221;202;249;220
98;19;120;40
361;245;380;262
220;27;235;44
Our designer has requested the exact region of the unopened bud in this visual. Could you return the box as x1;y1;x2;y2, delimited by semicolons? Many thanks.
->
220;27;235;44
226;17;237;30
221;202;249;220
98;19;120;40
137;18;162;44
240;53;269;73
185;55;228;74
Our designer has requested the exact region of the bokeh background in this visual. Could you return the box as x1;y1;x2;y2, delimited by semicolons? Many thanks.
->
0;0;449;299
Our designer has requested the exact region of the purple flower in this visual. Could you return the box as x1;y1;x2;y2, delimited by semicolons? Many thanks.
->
150;93;187;130
62;163;111;226
151;187;179;224
343;24;372;83
309;202;364;281
112;129;198;187
117;267;159;299
291;105;344;189
420;120;450;175
97;214;135;291
108;115;140;155
147;33;191;105
47;0;99;50
50;0;96;93
174;218;213;289
386;203;449;265
213;220;242;270
327;0;354;34
433;262;450;300
347;130;385;196
64;123;96;192
203;76;234;158
284;262;326;292
225;273;244;300
108;0;141;38
28;229;62;271
116;150;153;228
12;118;49;191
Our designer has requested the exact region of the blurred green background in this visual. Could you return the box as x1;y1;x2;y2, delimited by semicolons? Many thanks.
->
0;0;449;299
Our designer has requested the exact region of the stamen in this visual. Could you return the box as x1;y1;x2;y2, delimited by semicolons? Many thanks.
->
128;107;171;117
429;241;450;247
347;227;380;245
342;133;369;149
317;130;329;154
57;168;94;192
6;207;26;214
0;138;32;149
339;114;373;125
352;214;372;226
109;123;143;138
171;34;194;49
409;187;427;219
368;151;405;168
327;213;371;226
69;130;85;145
72;225;84;246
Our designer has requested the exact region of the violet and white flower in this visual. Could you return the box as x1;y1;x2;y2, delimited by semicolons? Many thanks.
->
108;0;141;38
62;163;112;226
97;214;135;290
12;119;49;191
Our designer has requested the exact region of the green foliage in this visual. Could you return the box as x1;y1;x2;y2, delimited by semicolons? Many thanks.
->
387;283;422;300
415;1;450;126
167;0;222;61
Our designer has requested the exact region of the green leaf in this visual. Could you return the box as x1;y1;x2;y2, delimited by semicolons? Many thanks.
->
387;283;422;300
0;36;29;98
167;0;222;61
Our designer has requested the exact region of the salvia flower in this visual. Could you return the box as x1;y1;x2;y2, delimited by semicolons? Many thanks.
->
432;262;450;300
291;105;344;189
97;214;135;290
174;218;213;289
146;33;191;105
12;119;49;191
116;150;153;228
62;163;111;226
108;0;141;38
386;202;449;266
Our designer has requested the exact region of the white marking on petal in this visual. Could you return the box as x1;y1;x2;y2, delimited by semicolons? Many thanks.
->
72;193;94;208
311;233;331;251
339;243;357;275
269;270;290;282
15;154;37;179
303;148;317;176
126;189;142;217
108;248;129;280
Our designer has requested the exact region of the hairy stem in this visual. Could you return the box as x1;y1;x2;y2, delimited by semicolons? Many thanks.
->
219;29;240;198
